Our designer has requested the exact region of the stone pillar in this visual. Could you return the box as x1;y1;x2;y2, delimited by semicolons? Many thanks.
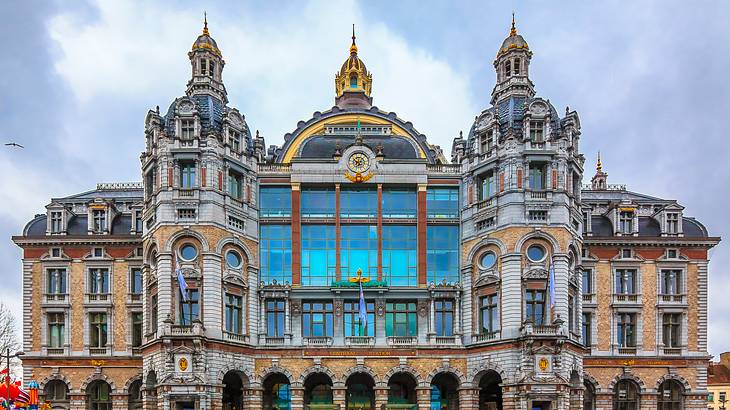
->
112;393;128;410
332;387;347;409
290;386;304;410
569;386;583;410
203;253;223;338
209;389;223;410
458;387;478;410
416;386;431;410
594;392;612;410
244;387;262;410
375;387;389;409
500;253;523;338
640;392;657;410
69;393;85;410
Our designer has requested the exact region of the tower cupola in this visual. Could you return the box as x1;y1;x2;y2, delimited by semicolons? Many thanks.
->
335;25;373;109
491;14;535;104
187;14;227;103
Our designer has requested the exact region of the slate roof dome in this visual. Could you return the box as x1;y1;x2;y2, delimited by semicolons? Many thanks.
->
497;15;529;56
191;17;221;56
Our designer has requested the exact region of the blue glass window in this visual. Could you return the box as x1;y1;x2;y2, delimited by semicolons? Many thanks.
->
382;225;417;286
179;289;199;325
479;171;496;200
180;162;196;188
344;300;375;336
427;225;459;284
385;301;417;337
434;300;454;336
426;187;459;218
350;74;358;88
301;188;335;218
340;188;376;219
340;225;378;279
302;301;334;337
265;299;286;337
179;244;198;261
301;225;336;286
259;187;291;217
529;163;546;190
382;188;416;218
260;225;292;284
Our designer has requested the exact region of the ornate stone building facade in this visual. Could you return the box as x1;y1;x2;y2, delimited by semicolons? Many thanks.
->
14;18;719;410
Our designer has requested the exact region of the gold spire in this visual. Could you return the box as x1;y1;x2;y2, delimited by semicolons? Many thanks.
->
350;24;358;55
597;151;603;173
203;11;209;36
510;12;517;36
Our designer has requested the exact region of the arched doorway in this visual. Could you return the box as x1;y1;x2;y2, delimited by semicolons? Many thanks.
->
583;380;596;410
657;380;683;410
223;370;249;410
86;380;112;410
44;380;69;410
346;372;374;410
613;379;640;410
431;372;460;410
387;372;417;408
128;379;143;410
477;370;502;410
263;373;291;410
304;372;334;408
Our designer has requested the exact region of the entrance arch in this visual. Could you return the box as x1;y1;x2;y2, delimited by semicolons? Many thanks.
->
223;370;248;410
431;372;460;410
263;372;291;410
387;372;417;407
477;370;502;410
346;372;375;410
304;372;334;408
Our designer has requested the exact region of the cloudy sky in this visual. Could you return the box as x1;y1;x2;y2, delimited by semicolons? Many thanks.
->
1;0;728;355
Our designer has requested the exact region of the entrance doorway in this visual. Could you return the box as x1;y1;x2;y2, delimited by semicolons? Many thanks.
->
477;370;502;410
345;372;375;410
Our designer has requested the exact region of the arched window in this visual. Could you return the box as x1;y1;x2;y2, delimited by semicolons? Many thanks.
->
514;58;521;75
128;379;143;410
44;380;69;409
350;74;358;88
614;379;640;410
505;60;512;77
583;381;595;410
87;380;112;410
657;380;684;410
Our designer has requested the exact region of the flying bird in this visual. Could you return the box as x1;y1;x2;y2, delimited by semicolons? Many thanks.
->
5;142;24;148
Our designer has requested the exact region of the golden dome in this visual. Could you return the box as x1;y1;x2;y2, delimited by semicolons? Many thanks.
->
191;14;221;56
497;13;529;57
335;25;372;98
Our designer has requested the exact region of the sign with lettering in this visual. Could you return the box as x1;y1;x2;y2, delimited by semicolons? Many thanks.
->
303;349;416;357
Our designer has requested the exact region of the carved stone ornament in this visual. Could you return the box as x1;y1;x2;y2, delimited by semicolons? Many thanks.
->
417;300;429;318
178;100;194;114
529;101;547;115
522;268;548;280
376;300;386;317
228;112;244;128
334;300;343;317
291;300;301;316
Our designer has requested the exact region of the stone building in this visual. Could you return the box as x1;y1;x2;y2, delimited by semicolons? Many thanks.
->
707;353;730;410
13;17;719;410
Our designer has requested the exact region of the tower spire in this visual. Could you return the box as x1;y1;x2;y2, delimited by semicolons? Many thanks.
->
596;151;602;173
510;12;517;36
203;11;209;36
350;24;358;55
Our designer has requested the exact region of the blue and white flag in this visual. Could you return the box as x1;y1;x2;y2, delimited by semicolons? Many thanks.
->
358;280;368;330
548;256;556;312
175;255;188;302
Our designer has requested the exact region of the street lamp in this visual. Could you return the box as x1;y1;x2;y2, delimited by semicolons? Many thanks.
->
4;349;24;408
720;392;728;410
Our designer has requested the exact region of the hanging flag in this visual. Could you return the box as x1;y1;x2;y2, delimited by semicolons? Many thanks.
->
358;279;368;333
175;254;188;302
15;386;30;404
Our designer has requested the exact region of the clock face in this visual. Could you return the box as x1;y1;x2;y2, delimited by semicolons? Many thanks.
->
348;152;370;173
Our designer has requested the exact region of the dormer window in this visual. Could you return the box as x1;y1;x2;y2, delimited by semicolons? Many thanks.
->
93;247;104;258
145;168;156;199
619;211;634;234
92;210;106;233
181;119;195;144
529;121;544;143
228;129;241;153
50;211;63;233
350;74;358;88
505;60;512;77
480;130;494;155
666;212;679;234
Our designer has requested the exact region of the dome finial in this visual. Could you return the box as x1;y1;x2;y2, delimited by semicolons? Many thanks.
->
350;24;358;55
510;11;517;36
597;151;603;173
203;11;209;36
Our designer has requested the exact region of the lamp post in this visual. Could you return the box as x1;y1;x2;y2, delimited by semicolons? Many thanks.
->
720;395;727;410
3;349;24;409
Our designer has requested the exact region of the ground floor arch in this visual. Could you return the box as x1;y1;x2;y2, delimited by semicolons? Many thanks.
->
223;370;249;410
304;372;334;408
346;372;375;410
263;372;291;410
477;370;502;410
430;372;460;410
387;371;418;407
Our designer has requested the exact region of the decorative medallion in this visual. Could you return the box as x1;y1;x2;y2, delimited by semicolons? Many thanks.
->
344;151;374;183
178;357;188;372
538;357;549;371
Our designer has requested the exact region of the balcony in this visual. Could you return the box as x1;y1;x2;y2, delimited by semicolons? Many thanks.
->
303;337;333;347
131;347;142;356
127;293;143;304
44;293;68;303
386;336;417;347
472;331;500;343
258;163;291;175
522;323;561;337
430;335;460;346
613;293;640;304
46;348;65;355
426;164;461;175
345;336;375;347
617;347;637;355
176;188;197;198
659;294;686;304
582;293;595;304
89;347;108;355
85;293;111;304
169;325;194;336
529;190;548;200
476;197;495;211
223;331;249;344
663;347;682;355
258;334;291;346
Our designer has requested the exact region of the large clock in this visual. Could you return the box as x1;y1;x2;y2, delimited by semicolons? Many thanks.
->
347;152;370;173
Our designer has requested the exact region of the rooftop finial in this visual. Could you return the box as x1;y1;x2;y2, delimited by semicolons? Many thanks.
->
203;11;209;36
510;12;517;36
350;24;358;54
597;151;603;173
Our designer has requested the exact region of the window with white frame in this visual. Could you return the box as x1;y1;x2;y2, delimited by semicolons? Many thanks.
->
582;312;592;346
660;269;682;295
131;312;143;348
662;313;681;348
47;268;66;295
619;211;634;234
530;120;544;143
130;268;143;296
582;269;593;295
180;119;195;144
88;268;110;294
615;269;637;295
89;313;108;348
92;210;106;233
47;312;65;348
228;129;241;153
616;313;637;347
228;170;243;200
666;212;679;234
134;210;143;233
50;211;63;233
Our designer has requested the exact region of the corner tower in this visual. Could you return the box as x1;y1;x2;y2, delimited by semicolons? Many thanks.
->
492;14;535;104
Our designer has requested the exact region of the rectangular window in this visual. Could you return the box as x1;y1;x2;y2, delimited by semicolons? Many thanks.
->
480;295;499;334
619;211;634;234
343;300;375;337
181;119;195;140
381;188;416;218
260;225;292;284
132;312;143;347
51;248;61;258
134;210;143;233
478;170;496;200
529;163;546;190
568;294;576;333
427;225;460;284
382;225;417;286
150;294;158;332
385;301;417;337
179;162;196;188
48;312;65;348
178;209;196;220
178;289;199;326
145;168;156;198
302;301;334;337
225;294;243;334
93;247;104;258
265;299;286;337
130;268;142;295
525;289;546;325
434;300;454;337
228;171;243;200
582;211;589;234
228;129;241;152
301;225;336;286
666;213;679;234
88;268;109;294
259;187;292;218
615;269;637;294
663;313;681;348
340;225;378;279
479;130;494;155
50;211;63;233
621;248;633;259
92;210;106;233
47;268;67;294
340;187;377;218
582;312;591;346
617;313;636;347
426;187;459;219
300;187;335;218
660;269;682;295
582;269;592;294
530;121;544;143
228;215;245;231
89;313;108;348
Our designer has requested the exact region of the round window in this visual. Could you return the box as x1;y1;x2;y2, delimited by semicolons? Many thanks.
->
479;251;496;269
527;244;546;262
179;244;198;261
226;250;242;269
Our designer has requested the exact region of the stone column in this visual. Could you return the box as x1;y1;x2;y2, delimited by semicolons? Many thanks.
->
416;386;431;410
458;387;478;410
112;393;128;410
332;386;347;410
244;387;262;410
569;386;583;410
203;253;223;339
500;253;523;339
375;387;389;409
595;392;612;410
290;386;304;410
69;393;85;410
157;253;174;329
